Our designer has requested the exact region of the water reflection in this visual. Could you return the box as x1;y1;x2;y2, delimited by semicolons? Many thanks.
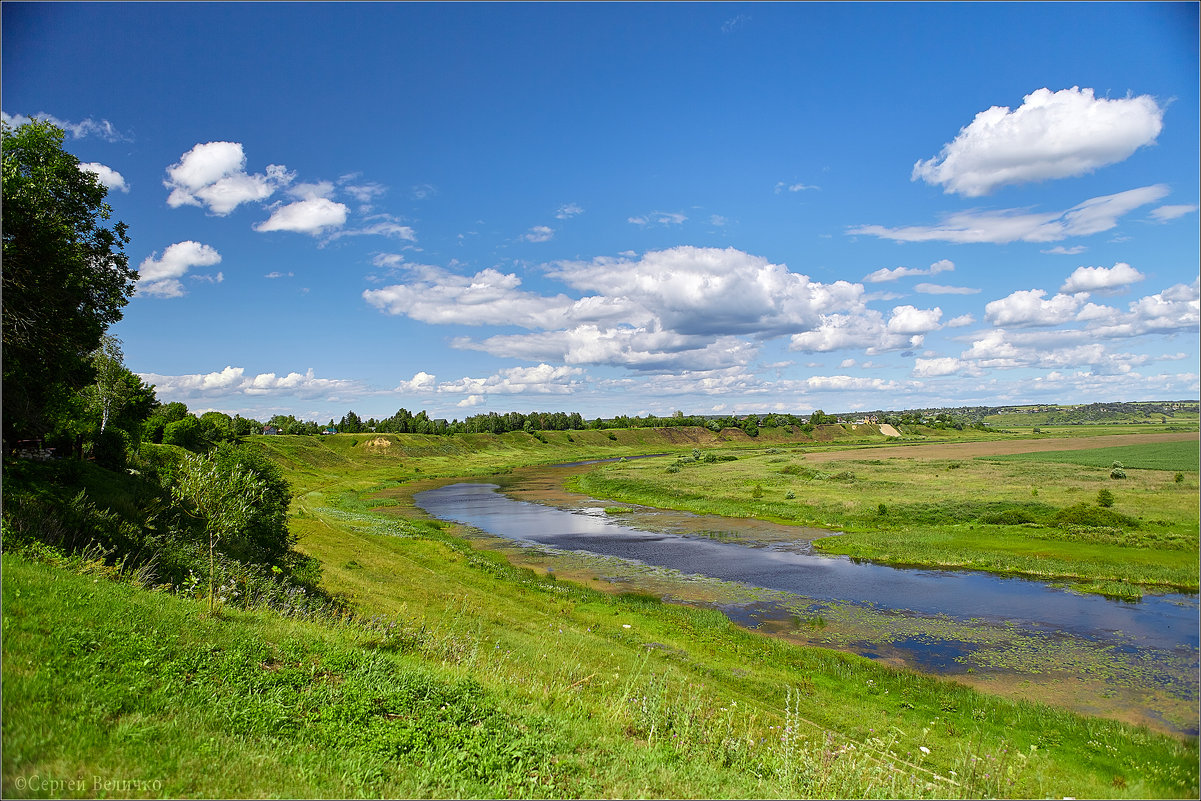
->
415;481;1198;653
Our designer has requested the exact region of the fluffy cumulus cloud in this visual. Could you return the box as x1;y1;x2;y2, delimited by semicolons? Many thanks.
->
912;357;965;377
907;277;1199;384
137;241;222;298
438;364;585;396
79;162;128;192
165;141;292;215
1060;262;1145;294
849;185;1169;244
790;304;942;354
984;289;1087;327
363;265;573;328
138;367;363;403
392;365;584;402
254;198;350;235
547;246;863;339
367;247;864;372
912;87;1163;196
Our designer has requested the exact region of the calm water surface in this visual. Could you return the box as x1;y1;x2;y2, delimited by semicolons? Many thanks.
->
414;481;1198;653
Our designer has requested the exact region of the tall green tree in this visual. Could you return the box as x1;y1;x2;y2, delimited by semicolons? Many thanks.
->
2;120;136;444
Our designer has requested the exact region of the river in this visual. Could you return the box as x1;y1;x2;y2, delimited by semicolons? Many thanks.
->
410;467;1199;735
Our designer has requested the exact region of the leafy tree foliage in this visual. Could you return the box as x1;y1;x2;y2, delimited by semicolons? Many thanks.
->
2;120;136;443
172;452;268;612
209;443;294;563
82;335;158;439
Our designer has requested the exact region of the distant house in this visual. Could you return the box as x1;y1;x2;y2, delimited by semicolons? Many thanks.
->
262;425;281;435
321;427;337;435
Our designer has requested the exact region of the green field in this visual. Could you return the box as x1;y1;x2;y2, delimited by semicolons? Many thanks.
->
984;440;1199;472
569;434;1200;595
5;423;1200;798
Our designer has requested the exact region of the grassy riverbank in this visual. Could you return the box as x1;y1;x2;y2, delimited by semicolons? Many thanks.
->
5;424;1199;797
569;433;1200;597
6;504;1198;798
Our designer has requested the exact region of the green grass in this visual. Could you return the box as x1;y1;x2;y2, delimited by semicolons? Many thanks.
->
6;526;1199;799
5;423;1200;798
568;438;1200;594
984;440;1199;472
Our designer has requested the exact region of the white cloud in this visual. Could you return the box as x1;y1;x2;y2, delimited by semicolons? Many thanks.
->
523;225;555;243
78;162;128;192
394;371;438;393
1149;204;1199;222
790;304;941;354
363;265;573;328
458;327;760;372
912;87;1163;196
915;283;980;295
888;305;943;334
912;357;964;377
136;241;222;299
849;185;1169;244
264;271;294;279
254;198;349;235
864;259;954;283
288;181;335;200
165;141;292;215
945;313;975;327
984;289;1087;327
139;366;363;401
555;203;584;219
437;364;585;396
2;111;129;141
1041;245;1087;255
1060;262;1144;293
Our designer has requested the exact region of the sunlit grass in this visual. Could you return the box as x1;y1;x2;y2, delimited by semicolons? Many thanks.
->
569;438;1200;593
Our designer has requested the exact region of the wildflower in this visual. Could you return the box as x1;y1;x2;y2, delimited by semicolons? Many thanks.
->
920;746;931;754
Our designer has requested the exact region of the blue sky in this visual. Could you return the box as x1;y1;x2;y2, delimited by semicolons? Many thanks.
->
4;2;1198;423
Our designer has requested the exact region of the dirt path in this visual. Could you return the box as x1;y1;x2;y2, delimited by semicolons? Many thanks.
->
801;431;1198;463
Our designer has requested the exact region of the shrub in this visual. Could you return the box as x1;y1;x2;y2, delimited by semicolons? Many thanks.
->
1175;472;1184;484
162;416;204;451
751;484;764;499
981;509;1038;525
1053;502;1138;531
1110;467;1127;479
877;503;888;517
784;490;795;500
1096;488;1115;508
90;427;129;470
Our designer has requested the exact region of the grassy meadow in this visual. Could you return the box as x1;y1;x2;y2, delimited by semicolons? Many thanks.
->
570;434;1200;597
4;422;1200;798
